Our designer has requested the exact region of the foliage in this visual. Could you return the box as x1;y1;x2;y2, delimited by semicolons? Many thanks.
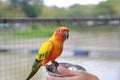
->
40;0;120;18
0;0;120;18
0;4;25;17
5;0;43;17
94;0;120;17
20;1;40;17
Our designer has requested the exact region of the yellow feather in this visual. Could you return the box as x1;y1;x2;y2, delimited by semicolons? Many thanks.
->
36;40;53;61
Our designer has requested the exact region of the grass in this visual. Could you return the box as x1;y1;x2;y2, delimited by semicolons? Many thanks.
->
0;25;119;38
76;25;120;33
14;27;56;38
0;25;58;38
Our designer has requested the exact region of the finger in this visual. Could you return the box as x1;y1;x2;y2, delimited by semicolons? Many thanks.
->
47;74;77;80
57;66;78;76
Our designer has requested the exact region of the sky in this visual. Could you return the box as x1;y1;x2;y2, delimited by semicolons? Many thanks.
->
44;0;106;8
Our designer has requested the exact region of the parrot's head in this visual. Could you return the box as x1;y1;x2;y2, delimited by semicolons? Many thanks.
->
53;27;69;41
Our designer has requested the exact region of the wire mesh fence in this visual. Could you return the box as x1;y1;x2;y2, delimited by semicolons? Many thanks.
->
0;19;120;80
1;0;120;79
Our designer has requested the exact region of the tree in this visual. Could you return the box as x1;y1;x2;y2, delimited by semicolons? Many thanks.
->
108;0;120;17
94;0;120;17
0;3;25;18
65;4;83;18
20;1;39;17
8;0;43;17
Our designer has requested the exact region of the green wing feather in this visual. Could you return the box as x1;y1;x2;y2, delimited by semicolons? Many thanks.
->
26;41;53;80
26;60;42;80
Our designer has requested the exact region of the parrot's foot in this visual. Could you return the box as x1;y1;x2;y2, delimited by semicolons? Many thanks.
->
52;61;59;67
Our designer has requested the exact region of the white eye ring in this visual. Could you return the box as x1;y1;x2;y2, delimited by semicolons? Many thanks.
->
58;29;62;33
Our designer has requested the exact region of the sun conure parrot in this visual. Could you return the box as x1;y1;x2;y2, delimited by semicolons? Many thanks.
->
26;27;69;80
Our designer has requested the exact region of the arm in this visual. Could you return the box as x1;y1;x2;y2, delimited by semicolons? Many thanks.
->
47;66;99;80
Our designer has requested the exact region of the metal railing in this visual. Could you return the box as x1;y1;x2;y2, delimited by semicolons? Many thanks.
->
0;18;120;23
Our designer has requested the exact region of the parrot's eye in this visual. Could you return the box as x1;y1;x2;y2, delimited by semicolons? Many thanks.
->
58;29;62;33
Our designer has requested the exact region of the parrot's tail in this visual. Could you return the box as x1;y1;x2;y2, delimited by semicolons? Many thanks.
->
26;60;42;80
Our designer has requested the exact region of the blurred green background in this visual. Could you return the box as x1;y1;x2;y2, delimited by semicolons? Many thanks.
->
0;0;120;18
0;0;120;80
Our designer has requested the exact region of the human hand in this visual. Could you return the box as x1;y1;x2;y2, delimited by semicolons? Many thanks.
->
47;66;99;80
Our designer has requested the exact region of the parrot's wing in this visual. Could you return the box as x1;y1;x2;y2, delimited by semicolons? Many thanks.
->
26;41;53;80
35;40;53;61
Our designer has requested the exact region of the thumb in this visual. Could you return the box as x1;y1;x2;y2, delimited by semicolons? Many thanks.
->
57;66;77;76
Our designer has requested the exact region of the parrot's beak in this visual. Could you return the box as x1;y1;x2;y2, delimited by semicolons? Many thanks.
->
62;31;69;39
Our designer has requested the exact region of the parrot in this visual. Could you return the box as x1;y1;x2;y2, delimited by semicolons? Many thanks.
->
26;27;69;80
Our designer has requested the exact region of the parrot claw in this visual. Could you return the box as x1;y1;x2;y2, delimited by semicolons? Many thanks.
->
53;61;59;67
